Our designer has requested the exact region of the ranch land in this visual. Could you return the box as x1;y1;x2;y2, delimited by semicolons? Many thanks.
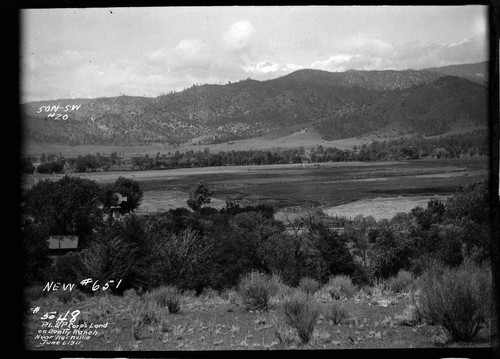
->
22;155;493;352
25;157;489;219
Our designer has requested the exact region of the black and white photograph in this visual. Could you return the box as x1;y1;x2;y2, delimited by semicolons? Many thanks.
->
17;4;498;355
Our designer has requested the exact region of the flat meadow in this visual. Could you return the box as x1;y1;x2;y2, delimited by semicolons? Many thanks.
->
25;157;488;213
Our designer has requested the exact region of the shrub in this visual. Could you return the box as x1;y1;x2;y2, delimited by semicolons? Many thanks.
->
417;259;491;341
200;287;219;299
386;270;415;294
221;288;241;306
324;275;357;300
148;227;213;291
298;277;321;295
52;290;74;304
72;289;87;302
323;301;350;325
274;326;297;346
130;300;163;340
131;300;162;326
268;272;287;298
52;288;87;304
36;161;64;174
77;236;139;286
395;304;421;327
149;286;181;314
238;271;272;311
24;285;46;304
123;288;140;300
282;291;320;344
51;252;84;283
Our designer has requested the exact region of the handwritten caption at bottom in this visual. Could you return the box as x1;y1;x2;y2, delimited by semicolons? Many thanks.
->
33;307;109;347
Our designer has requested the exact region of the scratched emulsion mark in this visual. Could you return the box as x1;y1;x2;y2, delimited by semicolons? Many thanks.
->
36;104;82;121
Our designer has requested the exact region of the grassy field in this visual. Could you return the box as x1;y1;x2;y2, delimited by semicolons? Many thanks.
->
24;157;489;214
23;282;492;351
323;195;452;221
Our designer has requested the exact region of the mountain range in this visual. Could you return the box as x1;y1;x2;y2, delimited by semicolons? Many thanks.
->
21;62;488;147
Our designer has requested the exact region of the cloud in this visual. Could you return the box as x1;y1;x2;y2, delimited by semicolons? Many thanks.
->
282;63;305;73
309;33;487;72
22;24;487;103
449;38;472;48
384;34;487;69
344;34;394;55
43;49;87;67
242;60;280;74
311;54;360;72
146;38;215;77
223;20;256;52
175;38;203;52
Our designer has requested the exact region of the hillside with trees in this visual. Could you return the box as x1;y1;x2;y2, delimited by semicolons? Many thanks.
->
21;63;488;147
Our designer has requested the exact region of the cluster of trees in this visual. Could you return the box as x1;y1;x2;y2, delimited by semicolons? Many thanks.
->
21;132;487;175
122;132;488;171
22;174;491;294
348;131;489;162
22;175;144;282
20;152;124;174
343;180;491;282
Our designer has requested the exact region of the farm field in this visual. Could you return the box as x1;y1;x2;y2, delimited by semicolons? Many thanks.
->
23;285;492;351
24;157;489;216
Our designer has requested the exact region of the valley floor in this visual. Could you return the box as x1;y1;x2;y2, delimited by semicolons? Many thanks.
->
23;157;489;220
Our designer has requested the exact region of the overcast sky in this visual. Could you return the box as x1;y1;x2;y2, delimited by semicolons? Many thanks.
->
21;6;488;103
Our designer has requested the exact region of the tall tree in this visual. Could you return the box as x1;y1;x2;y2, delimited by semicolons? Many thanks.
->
187;181;214;212
23;176;104;244
101;176;144;214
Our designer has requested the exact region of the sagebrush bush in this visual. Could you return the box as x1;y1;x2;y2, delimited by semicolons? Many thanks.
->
418;259;491;341
149;286;181;314
268;272;287;298
395;304;421;327
131;300;162;326
386;270;415;294
123;288;140;300
238;271;272;311
323;301;350;325
282;291;320;344
324;275;357;299
131;300;163;340
299;277;321;295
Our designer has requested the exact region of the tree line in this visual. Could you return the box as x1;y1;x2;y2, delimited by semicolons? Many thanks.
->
21;131;488;175
22;175;491;295
21;131;489;173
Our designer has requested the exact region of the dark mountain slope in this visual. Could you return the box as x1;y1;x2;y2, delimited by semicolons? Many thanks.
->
22;63;488;146
424;61;488;85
